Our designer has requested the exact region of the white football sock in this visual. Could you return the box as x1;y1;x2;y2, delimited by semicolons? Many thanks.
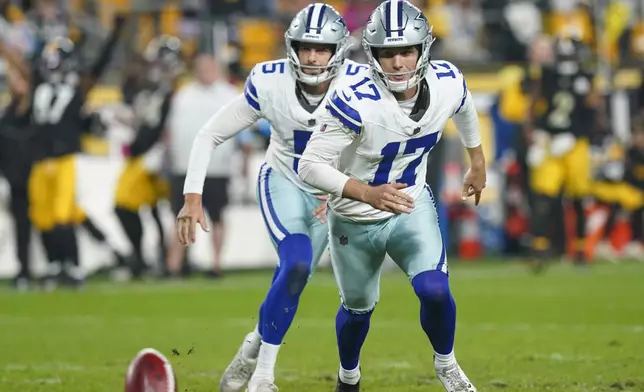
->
339;364;361;385
242;325;262;359
250;341;280;381
434;350;456;367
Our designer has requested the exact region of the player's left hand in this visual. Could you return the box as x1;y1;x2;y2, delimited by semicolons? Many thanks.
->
177;195;209;246
313;195;328;223
462;164;487;206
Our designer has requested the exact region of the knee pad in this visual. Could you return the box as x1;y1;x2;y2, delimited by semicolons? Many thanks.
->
341;287;379;313
412;270;451;304
277;233;313;295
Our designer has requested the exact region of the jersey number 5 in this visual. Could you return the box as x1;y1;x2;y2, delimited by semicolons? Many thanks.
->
293;129;313;173
370;132;439;186
33;84;75;124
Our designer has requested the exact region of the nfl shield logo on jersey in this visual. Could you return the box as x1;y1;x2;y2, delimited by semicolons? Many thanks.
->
339;235;349;245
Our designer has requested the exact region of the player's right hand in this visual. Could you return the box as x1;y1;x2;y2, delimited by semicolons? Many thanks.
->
312;195;328;223
365;183;414;214
177;195;209;246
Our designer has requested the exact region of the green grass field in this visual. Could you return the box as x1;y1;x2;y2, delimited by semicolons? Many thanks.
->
1;261;643;392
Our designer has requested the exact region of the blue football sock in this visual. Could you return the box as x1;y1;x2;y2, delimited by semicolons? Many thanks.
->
256;265;280;336
412;270;456;355
335;305;373;370
259;234;312;345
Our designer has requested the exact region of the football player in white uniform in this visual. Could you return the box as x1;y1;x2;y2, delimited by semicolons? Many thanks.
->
176;4;365;392
299;1;485;391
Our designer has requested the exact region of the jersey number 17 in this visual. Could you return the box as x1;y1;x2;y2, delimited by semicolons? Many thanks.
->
370;132;439;186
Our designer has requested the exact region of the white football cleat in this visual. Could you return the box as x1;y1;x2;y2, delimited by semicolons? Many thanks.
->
246;379;278;392
435;362;477;392
219;337;258;392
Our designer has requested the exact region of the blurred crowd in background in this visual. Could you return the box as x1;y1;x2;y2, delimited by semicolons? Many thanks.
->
0;0;644;291
1;0;641;83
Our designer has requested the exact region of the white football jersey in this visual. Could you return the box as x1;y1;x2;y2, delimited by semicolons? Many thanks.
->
324;60;470;221
244;58;368;194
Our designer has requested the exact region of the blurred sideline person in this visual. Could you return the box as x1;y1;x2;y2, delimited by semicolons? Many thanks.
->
122;53;169;273
166;54;252;278
0;16;125;289
594;121;644;257
176;4;353;391
592;121;644;260
527;35;601;270
625;126;644;253
113;35;181;279
591;130;628;261
0;65;33;290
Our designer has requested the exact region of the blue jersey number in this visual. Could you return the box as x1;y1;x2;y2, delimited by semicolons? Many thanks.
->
292;129;313;173
369;133;439;186
346;63;368;76
349;77;381;101
431;62;456;80
262;62;286;74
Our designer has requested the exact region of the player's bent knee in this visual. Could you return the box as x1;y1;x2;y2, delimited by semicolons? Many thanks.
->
285;262;310;295
341;304;375;318
342;299;376;315
277;233;313;295
532;182;560;198
412;270;451;304
31;214;55;231
341;289;378;313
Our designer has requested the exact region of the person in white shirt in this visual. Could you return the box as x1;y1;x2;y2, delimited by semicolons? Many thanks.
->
166;54;252;278
298;1;485;391
175;4;363;391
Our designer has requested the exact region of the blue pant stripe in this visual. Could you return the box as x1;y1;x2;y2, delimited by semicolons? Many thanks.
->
257;163;287;243
426;185;447;272
265;167;290;238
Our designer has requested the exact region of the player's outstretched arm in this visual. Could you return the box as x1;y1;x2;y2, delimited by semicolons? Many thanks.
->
82;14;128;95
452;87;486;205
0;40;30;82
177;94;260;246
